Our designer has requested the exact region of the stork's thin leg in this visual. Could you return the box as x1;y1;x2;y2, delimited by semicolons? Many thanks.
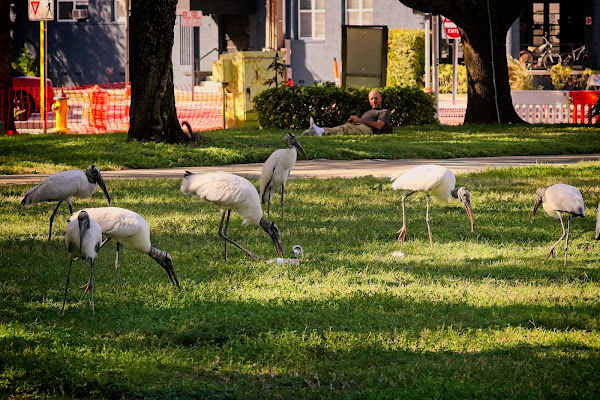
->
60;259;73;315
280;185;285;223
426;194;433;248
564;216;571;266
48;201;63;241
67;203;73;215
547;214;566;260
217;210;259;261
115;242;123;292
218;210;231;261
397;191;415;244
89;258;95;315
266;192;271;219
99;236;112;250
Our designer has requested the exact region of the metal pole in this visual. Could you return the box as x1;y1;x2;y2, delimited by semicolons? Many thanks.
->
452;39;458;104
432;15;439;119
40;21;47;133
125;0;130;85
191;23;195;101
425;14;431;90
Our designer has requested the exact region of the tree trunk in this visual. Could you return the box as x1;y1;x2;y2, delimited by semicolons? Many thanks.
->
128;0;189;143
398;0;533;124
0;0;15;134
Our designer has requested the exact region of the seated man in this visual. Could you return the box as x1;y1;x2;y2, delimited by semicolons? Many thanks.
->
302;89;392;136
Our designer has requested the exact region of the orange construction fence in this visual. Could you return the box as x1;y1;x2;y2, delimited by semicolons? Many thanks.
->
4;82;223;134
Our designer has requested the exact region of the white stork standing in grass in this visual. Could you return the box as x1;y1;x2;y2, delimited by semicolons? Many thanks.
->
62;210;103;315
21;165;111;240
69;207;180;290
531;183;585;266
390;165;474;247
181;171;284;261
260;133;306;222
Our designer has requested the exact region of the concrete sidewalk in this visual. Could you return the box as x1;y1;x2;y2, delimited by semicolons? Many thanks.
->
2;154;600;185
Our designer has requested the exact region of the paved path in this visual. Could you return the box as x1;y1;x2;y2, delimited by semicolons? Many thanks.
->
2;154;600;185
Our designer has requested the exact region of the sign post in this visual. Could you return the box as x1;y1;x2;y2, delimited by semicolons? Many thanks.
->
29;0;54;133
443;17;461;104
181;11;203;100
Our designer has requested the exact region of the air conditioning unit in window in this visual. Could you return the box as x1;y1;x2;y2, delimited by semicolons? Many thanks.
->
72;9;88;19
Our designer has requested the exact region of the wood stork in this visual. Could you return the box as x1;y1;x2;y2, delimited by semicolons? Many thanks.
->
390;165;474;247
181;171;284;261
259;133;306;222
61;210;103;315
531;183;585;266
21;165;111;241
69;207;180;289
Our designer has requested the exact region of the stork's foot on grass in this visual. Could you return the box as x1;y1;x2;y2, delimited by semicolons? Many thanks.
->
546;247;557;259
396;226;407;244
80;281;93;292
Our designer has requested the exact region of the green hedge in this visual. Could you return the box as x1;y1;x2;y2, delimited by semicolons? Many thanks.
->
253;83;436;129
387;29;425;87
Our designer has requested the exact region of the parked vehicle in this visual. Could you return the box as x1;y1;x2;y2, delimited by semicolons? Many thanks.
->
562;44;591;69
12;74;54;121
519;36;562;70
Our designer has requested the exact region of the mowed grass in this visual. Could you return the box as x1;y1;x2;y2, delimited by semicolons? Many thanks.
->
2;163;600;399
1;124;600;174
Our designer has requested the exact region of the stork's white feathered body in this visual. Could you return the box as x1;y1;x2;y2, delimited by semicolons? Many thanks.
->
183;172;263;225
65;213;103;261
531;183;585;265
21;165;111;240
62;210;103;314
390;165;457;201
390;165;474;247
259;133;306;222
181;171;284;261
69;207;180;289
80;207;153;253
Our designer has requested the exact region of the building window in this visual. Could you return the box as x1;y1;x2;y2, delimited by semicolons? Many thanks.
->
347;0;373;25
180;25;192;66
114;0;127;22
299;0;325;39
57;0;89;22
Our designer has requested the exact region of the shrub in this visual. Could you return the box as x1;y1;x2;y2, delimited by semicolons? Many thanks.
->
438;64;468;94
253;83;436;129
551;64;572;90
12;48;37;77
507;55;533;90
387;29;425;87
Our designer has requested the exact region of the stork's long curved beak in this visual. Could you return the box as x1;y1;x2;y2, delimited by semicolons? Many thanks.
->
97;174;111;204
78;215;90;251
295;142;307;159
531;196;542;224
271;230;285;258
464;201;474;232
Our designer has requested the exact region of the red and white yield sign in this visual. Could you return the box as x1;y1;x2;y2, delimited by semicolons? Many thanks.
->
182;11;203;27
443;17;461;39
28;0;54;21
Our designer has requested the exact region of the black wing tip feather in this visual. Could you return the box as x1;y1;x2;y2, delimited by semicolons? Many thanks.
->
184;170;194;177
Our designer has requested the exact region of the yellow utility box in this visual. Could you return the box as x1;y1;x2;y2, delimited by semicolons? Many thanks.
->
212;51;285;128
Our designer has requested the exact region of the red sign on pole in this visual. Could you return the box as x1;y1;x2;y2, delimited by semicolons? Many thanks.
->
443;17;461;39
182;11;203;27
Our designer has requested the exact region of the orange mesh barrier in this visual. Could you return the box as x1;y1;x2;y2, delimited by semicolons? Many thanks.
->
4;82;223;134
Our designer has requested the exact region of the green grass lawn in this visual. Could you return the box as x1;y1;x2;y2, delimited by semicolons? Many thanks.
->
1;124;600;174
1;163;600;399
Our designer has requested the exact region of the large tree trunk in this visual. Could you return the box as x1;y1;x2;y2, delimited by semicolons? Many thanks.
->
0;0;15;134
398;0;532;124
128;0;188;143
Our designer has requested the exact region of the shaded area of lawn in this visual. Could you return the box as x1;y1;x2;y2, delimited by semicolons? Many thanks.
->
2;164;600;398
1;124;600;174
